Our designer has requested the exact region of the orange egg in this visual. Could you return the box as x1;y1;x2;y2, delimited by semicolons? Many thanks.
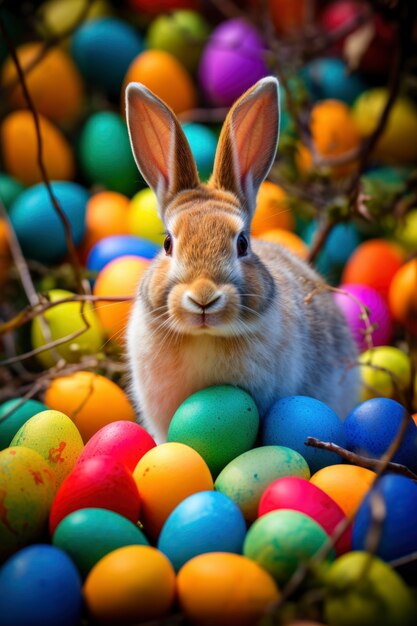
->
44;371;135;443
2;43;84;124
123;49;197;115
251;181;294;236
0;219;10;285
177;552;280;626
310;464;376;518
80;191;130;259
1;110;74;186
413;413;417;425
388;257;417;335
93;255;149;344
256;228;308;259
297;100;362;178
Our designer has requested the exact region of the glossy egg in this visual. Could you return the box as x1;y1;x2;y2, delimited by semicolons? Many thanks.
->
310;464;376;518
133;442;214;539
10;409;84;487
53;507;149;577
87;235;159;276
81;191;130;258
0;173;24;209
127;187;165;245
244;509;335;585
358;346;411;403
251;181;294;236
260;396;346;473
44;372;135;443
168;385;259;477
36;0;112;39
395;208;417;252
303;221;361;282
0;447;56;560
214;445;310;522
0;398;47;450
157;490;247;571
49;454;141;534
10;182;89;263
182;122;218;180
388;258;417;335
84;545;176;624
301;57;367;105
177;552;280;626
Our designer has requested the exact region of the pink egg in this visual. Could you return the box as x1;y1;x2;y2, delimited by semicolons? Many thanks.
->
76;421;156;472
258;476;351;554
49;455;141;535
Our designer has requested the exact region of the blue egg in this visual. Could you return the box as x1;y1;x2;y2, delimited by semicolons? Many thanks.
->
344;398;417;471
260;396;346;473
71;17;144;96
10;182;89;263
353;474;417;562
157;490;247;571
0;544;82;626
182;123;218;181
87;235;160;275
301;58;367;105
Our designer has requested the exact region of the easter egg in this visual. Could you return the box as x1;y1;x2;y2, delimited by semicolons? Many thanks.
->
133;442;214;539
0;447;56;560
353;474;417;562
81;191;130;257
147;10;210;74
358;346;411;403
53;508;149;577
0;173;24;210
124;49;197;115
87;235;160;275
77;421;155;471
167;385;259;477
256;228;308;258
251;181;294;236
79;111;139;196
0;545;82;626
84;545;176;623
388;258;417;334
1;110;74;186
93;255;149;343
244;509;335;585
44;371;135;443
342;239;404;301
31;289;104;369
310;464;375;517
10;409;84;487
36;0;112;39
128;188;164;245
10;181;89;262
49;454;141;534
395;208;417;252
157;491;247;571
2;43;84;124
215;445;310;522
0;398;47;450
260;396;346;473
199;19;268;106
324;551;416;626
334;283;392;351
177;552;279;626
301;57;367;105
344;398;417;471
352;89;417;163
182;122;218;180
303;221;361;282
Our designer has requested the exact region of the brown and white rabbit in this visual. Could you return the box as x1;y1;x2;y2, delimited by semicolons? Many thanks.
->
125;76;359;442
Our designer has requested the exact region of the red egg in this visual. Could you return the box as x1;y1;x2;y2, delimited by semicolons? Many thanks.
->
76;421;156;472
258;476;351;554
49;455;141;535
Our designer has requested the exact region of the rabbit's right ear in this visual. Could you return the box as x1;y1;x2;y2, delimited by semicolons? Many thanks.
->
126;83;200;212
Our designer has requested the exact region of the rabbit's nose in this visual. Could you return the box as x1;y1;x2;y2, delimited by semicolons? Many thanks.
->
183;292;224;313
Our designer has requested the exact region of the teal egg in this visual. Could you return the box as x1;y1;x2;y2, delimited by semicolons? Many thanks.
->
78;111;140;196
243;509;335;585
0;398;48;450
0;173;24;210
182;123;218;181
168;385;259;478
301;58;367;105
214;445;310;522
52;507;149;578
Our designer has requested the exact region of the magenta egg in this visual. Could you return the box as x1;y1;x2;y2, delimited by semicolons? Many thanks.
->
198;18;268;106
258;476;351;554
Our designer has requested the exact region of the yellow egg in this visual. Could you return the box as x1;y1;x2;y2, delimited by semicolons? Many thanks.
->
0;446;56;561
84;545;176;624
10;410;84;487
128;188;165;245
1;110;74;186
36;0;112;39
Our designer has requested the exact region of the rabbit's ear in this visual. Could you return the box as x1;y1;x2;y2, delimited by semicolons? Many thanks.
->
210;77;279;217
126;83;200;211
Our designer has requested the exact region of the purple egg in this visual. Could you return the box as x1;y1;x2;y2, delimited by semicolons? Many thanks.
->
334;283;392;351
199;19;268;106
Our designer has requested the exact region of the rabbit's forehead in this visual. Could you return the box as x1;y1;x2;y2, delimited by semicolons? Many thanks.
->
169;208;244;240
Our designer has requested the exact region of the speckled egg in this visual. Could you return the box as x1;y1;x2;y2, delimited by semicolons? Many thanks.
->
0;398;47;450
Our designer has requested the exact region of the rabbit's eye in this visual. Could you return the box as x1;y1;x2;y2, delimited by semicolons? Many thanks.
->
237;233;249;257
164;234;173;255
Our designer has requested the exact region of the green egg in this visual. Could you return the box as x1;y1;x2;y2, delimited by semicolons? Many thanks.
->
214;445;310;522
0;398;47;450
0;173;24;210
52;508;149;578
244;509;335;585
168;385;259;477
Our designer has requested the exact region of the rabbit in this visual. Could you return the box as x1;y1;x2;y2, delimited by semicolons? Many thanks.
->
125;76;360;443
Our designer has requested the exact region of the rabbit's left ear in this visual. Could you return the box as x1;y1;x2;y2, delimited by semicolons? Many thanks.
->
210;77;280;216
